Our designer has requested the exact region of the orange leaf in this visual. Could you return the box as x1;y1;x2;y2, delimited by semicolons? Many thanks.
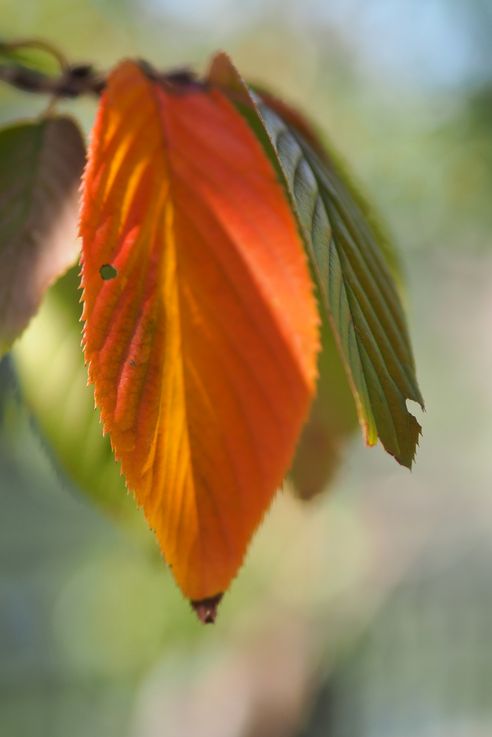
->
80;60;319;617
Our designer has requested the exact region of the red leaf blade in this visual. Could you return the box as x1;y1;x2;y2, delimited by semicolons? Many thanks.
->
80;61;319;604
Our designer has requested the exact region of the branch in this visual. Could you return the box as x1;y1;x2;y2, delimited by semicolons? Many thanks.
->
0;63;105;98
0;37;200;100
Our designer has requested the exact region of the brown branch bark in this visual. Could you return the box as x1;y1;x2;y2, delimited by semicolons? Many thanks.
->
0;63;105;98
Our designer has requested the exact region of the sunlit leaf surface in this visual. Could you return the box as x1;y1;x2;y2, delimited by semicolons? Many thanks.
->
80;60;319;611
208;53;424;468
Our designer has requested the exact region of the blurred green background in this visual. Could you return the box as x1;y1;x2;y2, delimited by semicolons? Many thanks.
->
2;1;492;735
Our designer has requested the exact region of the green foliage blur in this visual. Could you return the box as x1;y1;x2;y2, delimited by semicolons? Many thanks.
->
2;1;492;736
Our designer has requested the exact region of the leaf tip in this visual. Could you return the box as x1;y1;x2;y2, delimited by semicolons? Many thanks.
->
396;416;423;470
191;593;223;624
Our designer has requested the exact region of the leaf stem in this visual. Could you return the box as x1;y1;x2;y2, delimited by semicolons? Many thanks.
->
0;38;71;72
0;41;201;100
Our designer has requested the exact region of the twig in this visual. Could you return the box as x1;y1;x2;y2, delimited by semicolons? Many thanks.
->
0;37;70;72
0;63;106;98
0;38;201;100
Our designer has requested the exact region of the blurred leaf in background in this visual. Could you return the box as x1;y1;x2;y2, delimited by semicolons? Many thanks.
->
0;117;84;355
291;315;356;500
13;267;148;533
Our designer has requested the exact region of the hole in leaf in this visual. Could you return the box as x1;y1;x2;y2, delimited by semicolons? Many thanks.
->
99;263;117;280
406;398;424;422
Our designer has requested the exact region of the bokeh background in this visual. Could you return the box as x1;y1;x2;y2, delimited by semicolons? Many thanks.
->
2;1;492;735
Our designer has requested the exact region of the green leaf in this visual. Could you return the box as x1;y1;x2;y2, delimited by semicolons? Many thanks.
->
250;86;405;289
13;266;148;535
0;117;85;356
208;53;424;467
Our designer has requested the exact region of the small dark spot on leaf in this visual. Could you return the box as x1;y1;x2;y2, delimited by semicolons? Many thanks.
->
129;359;136;367
99;263;117;280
